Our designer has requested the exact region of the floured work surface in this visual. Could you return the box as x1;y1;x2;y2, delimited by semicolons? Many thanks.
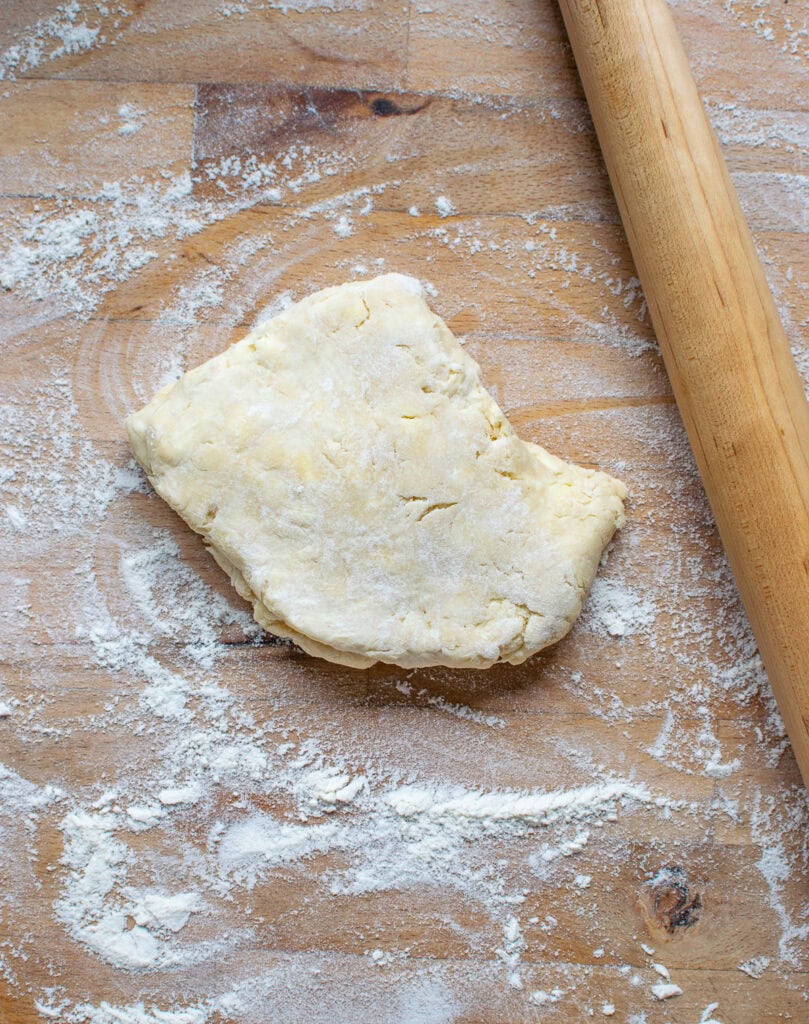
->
127;274;626;670
1;2;808;1022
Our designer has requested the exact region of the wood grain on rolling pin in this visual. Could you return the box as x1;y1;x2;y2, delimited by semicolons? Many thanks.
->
557;0;809;783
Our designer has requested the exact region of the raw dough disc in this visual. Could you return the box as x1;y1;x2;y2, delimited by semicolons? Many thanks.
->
126;274;626;669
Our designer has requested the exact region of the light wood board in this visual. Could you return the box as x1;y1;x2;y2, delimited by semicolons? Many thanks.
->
1;2;808;1022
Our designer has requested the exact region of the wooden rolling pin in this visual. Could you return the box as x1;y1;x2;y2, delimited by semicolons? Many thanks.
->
557;0;809;785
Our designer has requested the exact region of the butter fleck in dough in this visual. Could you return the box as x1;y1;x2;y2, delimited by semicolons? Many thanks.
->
126;274;626;669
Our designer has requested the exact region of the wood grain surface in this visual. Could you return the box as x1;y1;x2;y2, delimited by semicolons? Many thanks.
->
1;2;808;1023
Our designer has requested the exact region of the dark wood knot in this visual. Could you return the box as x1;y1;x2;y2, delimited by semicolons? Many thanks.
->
638;864;703;937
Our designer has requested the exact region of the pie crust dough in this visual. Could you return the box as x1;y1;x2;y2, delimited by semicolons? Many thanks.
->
127;274;626;669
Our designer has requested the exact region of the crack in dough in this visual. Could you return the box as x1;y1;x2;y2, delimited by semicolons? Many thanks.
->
126;274;626;669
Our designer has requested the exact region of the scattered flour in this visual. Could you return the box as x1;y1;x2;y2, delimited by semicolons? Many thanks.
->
0;145;363;321
394;678;505;728
651;981;683;1000
332;212;354;237
53;803;217;970
528;987;565;1007
35;999;211;1024
434;195;457;218
387;780;651;824
0;1;111;80
217;815;341;888
583;577;657;638
297;767;367;811
0;173;197;314
117;103;145;136
497;916;525;990
738;955;770;979
1;7;808;1019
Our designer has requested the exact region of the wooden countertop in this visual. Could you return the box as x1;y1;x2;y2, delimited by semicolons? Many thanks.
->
1;2;807;1022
